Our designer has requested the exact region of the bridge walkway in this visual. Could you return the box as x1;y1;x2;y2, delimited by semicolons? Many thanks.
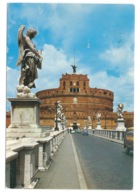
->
35;133;87;189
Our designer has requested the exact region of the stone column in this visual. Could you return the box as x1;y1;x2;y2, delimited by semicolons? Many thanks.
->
6;163;10;188
24;150;33;186
35;147;39;171
50;139;54;157
20;143;38;188
110;131;113;138
16;153;22;188
45;141;51;168
119;132;123;140
6;149;18;188
38;142;46;171
115;131;118;140
53;136;57;152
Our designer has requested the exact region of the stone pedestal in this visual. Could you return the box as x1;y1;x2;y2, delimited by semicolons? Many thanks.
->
95;122;103;130
115;118;126;131
54;118;62;131
57;118;62;130
6;98;49;140
88;124;92;129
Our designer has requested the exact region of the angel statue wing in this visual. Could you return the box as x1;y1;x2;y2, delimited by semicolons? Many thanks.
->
118;103;124;110
16;25;26;66
121;103;124;110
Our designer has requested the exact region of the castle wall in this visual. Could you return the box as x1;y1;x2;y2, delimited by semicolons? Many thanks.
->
6;70;134;129
35;73;133;129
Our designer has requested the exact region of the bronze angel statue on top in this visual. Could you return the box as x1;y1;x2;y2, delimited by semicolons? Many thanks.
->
16;25;43;88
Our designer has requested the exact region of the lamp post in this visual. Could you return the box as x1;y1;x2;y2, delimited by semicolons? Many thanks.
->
104;112;108;129
73;111;77;130
55;101;59;131
105;114;106;129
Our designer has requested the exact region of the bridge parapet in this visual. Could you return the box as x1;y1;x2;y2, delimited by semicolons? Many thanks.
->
6;129;67;189
91;129;125;142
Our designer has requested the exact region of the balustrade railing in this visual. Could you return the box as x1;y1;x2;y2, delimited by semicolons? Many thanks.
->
93;129;125;141
6;129;67;189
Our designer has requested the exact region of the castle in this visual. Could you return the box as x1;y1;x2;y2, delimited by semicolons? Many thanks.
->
35;66;134;129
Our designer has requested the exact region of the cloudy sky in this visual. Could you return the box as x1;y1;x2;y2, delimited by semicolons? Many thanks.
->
6;2;135;112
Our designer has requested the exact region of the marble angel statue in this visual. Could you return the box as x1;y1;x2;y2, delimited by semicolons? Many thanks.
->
117;102;124;118
97;113;101;122
16;25;43;88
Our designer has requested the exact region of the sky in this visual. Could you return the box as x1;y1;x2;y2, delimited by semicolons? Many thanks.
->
1;0;140;193
6;2;135;112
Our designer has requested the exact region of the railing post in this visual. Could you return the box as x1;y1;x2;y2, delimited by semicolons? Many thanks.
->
107;130;109;138
50;138;54;158
20;143;38;188
38;142;45;171
119;131;124;140
6;150;18;188
115;131;118;140
6;162;10;188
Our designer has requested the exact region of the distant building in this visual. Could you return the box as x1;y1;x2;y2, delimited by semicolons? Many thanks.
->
35;67;134;129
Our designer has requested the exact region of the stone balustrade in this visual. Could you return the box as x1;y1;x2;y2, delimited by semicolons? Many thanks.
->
93;129;125;141
6;130;67;189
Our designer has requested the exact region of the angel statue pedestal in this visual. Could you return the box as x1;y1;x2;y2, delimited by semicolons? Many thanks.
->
95;113;103;130
115;118;126;131
115;103;126;131
95;122;103;130
88;124;92;129
6;86;50;140
54;118;62;131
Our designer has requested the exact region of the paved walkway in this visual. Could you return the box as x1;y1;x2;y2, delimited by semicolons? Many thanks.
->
35;133;87;189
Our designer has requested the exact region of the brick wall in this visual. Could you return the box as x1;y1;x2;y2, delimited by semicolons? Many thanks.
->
35;73;133;129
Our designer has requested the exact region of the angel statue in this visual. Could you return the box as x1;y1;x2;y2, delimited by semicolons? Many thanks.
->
16;25;43;88
117;102;124;118
56;101;63;119
97;113;101;122
71;64;77;74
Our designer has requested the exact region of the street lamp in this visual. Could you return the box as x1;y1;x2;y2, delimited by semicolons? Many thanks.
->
73;111;77;130
55;101;59;131
104;112;108;129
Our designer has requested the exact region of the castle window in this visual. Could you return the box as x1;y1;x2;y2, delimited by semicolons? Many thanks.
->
70;81;73;86
104;92;107;95
70;88;79;92
77;81;79;86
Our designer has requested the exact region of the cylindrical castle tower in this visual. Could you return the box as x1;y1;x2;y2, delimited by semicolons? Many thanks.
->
36;67;114;129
